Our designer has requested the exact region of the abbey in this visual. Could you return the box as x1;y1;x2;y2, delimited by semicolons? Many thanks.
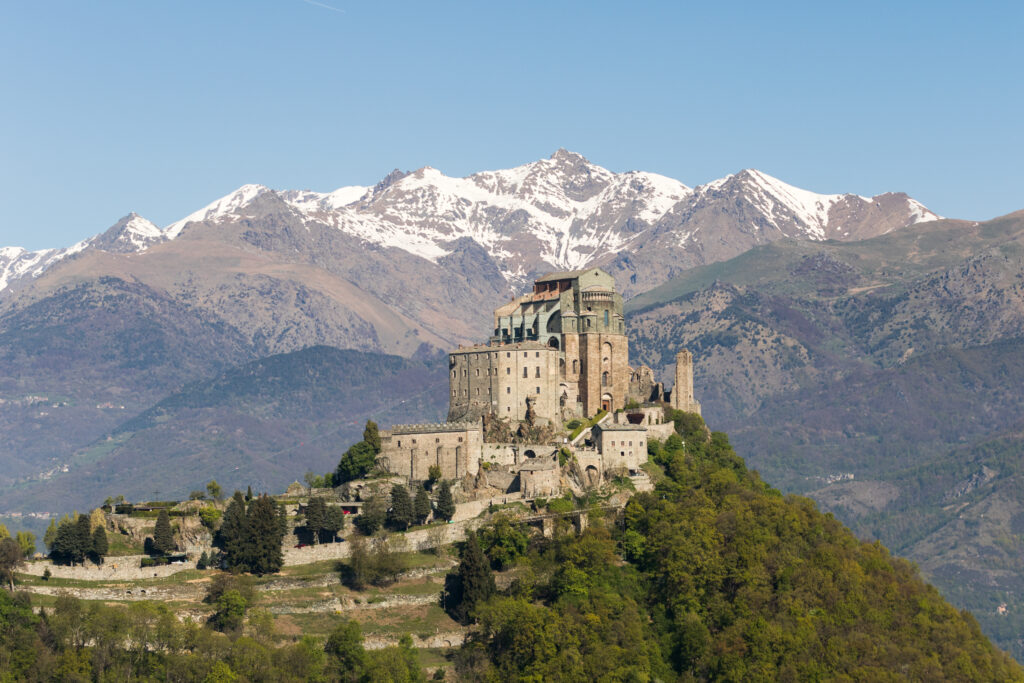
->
448;268;663;422
378;267;700;485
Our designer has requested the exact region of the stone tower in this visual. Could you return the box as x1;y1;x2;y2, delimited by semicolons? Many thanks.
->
671;349;701;415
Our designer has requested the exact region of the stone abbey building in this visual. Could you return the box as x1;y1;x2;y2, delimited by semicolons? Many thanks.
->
448;268;634;422
378;267;700;484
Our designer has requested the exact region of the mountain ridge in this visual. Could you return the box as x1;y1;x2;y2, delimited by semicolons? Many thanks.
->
0;150;940;298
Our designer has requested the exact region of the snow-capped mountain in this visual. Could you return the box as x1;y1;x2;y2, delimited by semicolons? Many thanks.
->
0;150;941;296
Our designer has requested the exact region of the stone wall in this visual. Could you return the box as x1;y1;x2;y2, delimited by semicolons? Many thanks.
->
20;555;195;581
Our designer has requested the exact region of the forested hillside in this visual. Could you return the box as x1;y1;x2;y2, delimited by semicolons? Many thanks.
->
3;417;1018;681
449;415;1022;680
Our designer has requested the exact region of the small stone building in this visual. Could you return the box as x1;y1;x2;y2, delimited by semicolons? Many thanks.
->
377;422;482;481
519;456;561;499
592;422;648;474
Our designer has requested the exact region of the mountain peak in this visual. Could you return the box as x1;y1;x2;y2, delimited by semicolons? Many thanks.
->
164;184;270;238
549;148;590;164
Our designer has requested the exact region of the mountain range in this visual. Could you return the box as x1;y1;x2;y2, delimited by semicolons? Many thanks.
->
14;150;1024;655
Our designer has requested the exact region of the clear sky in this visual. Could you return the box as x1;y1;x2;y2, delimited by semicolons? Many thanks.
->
1;1;1020;250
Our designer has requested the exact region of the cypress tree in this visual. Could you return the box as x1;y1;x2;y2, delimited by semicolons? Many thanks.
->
152;509;175;556
91;526;108;564
436;480;456;522
388;484;414;531
414;485;431;524
452;531;495;623
363;420;381;454
245;495;284;575
245;485;253;502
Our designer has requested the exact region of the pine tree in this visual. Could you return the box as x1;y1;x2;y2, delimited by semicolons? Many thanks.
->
363;420;381;454
206;480;223;501
74;514;93;563
451;531;495;624
304;498;326;544
323;505;344;543
245;495;284;575
49;520;78;565
219;492;248;570
436;480;456;522
152;509;175;556
388;484;414;531
414;485;431;524
91;526;108;564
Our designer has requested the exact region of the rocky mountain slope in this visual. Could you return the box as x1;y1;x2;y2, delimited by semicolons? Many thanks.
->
624;210;1024;658
0;345;448;514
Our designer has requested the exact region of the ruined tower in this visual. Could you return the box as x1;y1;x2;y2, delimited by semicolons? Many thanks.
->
670;349;702;415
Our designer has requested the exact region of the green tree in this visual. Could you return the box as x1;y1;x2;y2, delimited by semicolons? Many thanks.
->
303;497;326;544
152;509;175;556
90;526;108;564
15;531;35;558
43;518;58;551
325;618;366;682
49;519;79;565
335;440;377;483
0;524;8;540
414;485;431;524
218;492;248;562
354;493;387;536
245;496;284;575
206;480;223;501
75;513;93;562
388;484;414;531
449;532;495;624
427;464;443;489
323;505;345;542
363;420;381;454
245;485;253;502
210;589;248;633
436;480;456;521
478;515;528;570
0;537;24;590
345;534;371;589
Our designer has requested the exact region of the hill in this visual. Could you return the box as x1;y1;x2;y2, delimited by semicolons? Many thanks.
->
624;210;1024;658
4;417;1021;681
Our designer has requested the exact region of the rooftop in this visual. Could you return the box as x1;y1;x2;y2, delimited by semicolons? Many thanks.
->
535;269;590;283
389;422;479;435
594;422;649;432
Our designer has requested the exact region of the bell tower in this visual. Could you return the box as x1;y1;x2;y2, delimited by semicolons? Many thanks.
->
671;349;701;415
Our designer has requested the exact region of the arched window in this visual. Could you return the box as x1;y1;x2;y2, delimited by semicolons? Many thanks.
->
602;371;609;386
572;359;578;374
604;310;609;326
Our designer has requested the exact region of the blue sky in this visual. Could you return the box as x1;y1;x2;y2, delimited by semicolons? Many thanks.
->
1;1;1020;250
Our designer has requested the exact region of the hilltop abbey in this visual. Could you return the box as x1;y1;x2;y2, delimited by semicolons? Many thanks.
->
377;268;700;492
